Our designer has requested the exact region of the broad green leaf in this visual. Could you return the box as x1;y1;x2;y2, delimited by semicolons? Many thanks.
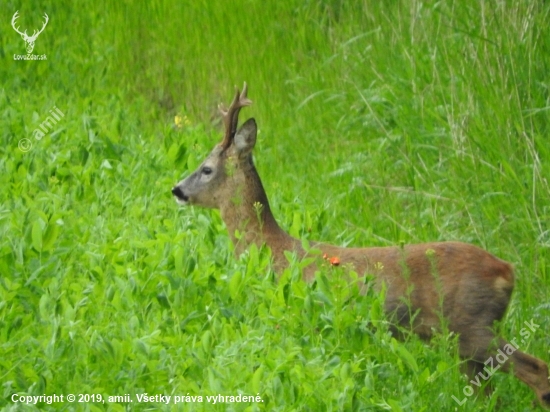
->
201;330;213;354
32;221;43;251
229;271;243;300
393;338;418;372
289;211;302;238
251;365;264;393
387;399;403;412
42;222;60;251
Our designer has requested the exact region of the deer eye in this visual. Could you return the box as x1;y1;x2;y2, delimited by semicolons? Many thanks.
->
201;167;213;175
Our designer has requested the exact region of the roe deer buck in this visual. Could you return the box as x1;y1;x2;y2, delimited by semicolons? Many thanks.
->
171;83;550;407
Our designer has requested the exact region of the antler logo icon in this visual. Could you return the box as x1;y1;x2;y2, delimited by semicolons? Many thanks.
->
11;11;49;54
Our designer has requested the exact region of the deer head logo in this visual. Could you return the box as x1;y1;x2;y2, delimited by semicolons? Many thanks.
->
11;11;49;54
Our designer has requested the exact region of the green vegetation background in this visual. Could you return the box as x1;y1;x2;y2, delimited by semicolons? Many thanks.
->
1;0;549;410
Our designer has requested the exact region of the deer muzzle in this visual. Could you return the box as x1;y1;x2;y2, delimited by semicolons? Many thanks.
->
171;186;189;204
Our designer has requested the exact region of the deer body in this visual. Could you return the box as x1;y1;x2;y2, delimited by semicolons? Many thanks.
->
172;84;550;407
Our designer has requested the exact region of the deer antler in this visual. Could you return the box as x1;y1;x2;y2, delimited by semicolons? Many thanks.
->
11;11;48;40
219;83;252;150
11;11;27;37
30;13;49;40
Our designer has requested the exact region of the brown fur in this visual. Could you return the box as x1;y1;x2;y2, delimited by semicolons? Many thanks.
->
172;85;550;408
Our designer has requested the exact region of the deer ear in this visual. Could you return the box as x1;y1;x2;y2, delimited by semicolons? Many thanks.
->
234;118;257;156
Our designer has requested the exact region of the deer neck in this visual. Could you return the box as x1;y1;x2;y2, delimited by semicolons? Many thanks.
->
219;162;298;260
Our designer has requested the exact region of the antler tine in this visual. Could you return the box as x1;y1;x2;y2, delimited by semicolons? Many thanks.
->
219;82;252;150
34;13;49;37
11;11;27;36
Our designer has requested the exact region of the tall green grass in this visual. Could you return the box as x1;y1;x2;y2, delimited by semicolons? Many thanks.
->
1;0;549;410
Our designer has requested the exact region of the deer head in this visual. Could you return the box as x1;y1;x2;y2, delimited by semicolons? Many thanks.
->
172;82;297;263
172;83;255;209
11;11;49;54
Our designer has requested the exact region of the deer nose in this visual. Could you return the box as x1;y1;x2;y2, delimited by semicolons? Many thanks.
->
171;186;189;202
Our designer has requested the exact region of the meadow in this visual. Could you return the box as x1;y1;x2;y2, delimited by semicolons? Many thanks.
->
1;0;549;410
